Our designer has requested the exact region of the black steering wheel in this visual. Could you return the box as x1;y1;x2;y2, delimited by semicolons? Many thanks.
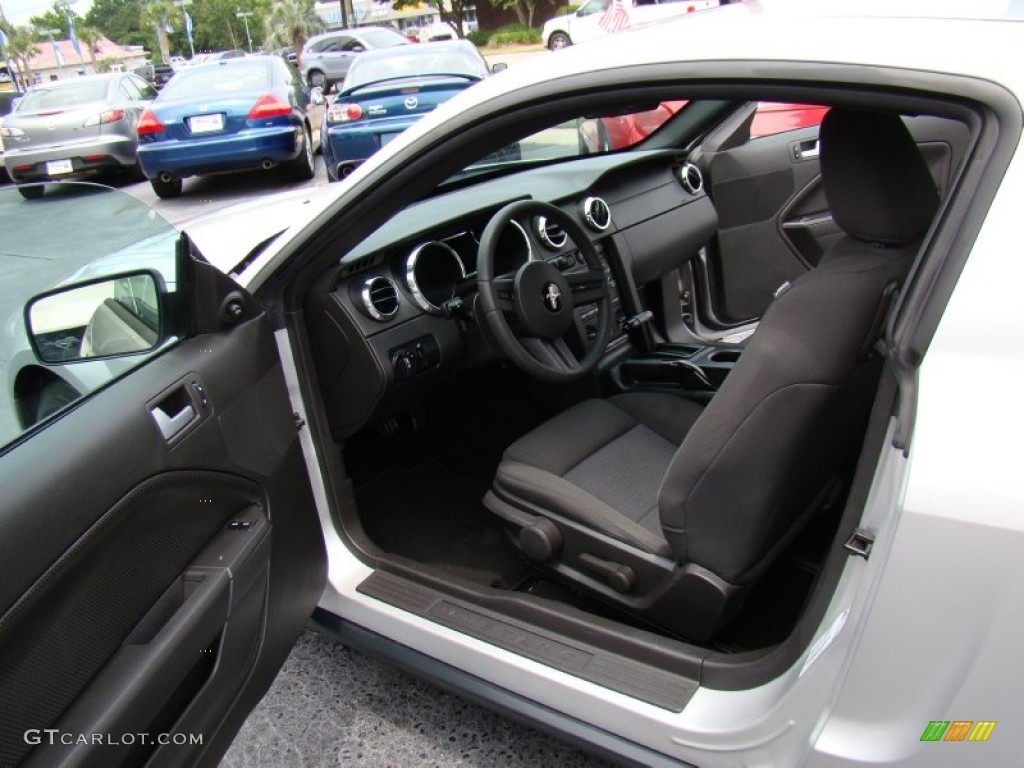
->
477;200;611;383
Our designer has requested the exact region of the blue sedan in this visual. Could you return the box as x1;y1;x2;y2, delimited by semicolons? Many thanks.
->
322;40;499;181
136;57;325;198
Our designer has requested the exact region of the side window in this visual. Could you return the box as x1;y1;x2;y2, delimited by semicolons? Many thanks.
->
578;0;612;16
133;77;158;100
119;77;141;101
308;38;332;53
279;60;300;87
1;184;180;447
749;102;829;140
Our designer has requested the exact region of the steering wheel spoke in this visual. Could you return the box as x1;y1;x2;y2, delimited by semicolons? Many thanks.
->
521;336;581;374
492;276;517;313
566;269;608;306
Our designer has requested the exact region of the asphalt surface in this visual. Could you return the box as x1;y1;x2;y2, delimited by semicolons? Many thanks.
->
220;629;613;768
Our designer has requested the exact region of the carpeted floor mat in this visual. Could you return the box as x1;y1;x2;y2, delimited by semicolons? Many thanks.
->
357;459;528;589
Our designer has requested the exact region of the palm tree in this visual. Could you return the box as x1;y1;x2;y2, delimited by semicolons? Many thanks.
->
4;25;40;91
76;26;102;71
264;0;324;68
140;0;178;64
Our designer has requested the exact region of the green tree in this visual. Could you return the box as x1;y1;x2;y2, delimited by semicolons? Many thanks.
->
0;23;40;90
29;2;81;37
84;0;149;48
140;0;179;64
263;0;324;65
392;0;472;38
76;26;103;69
491;0;541;28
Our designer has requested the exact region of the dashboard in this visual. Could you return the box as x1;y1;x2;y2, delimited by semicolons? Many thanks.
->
304;149;719;437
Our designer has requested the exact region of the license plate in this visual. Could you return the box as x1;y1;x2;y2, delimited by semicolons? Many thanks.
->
46;159;73;175
188;113;225;134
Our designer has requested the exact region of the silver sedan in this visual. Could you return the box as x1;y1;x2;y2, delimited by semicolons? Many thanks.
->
1;72;157;197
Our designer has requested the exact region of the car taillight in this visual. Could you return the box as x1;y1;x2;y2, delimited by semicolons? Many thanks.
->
247;94;292;120
327;103;363;124
83;108;125;127
136;109;165;135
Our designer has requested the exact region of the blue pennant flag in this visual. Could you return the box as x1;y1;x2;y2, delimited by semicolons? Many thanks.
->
68;19;82;58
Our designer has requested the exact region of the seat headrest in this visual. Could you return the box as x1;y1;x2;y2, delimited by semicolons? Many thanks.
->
820;109;940;246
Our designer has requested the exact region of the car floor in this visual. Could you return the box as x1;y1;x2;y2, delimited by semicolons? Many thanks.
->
220;628;615;767
344;364;836;652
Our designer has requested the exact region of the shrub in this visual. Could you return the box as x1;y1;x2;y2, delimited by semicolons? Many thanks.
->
555;4;579;14
488;24;542;46
467;29;492;46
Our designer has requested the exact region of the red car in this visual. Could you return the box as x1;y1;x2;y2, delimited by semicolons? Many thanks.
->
589;101;828;150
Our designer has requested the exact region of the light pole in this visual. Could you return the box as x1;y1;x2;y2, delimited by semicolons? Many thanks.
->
175;0;194;58
235;11;253;54
43;29;63;78
58;0;83;69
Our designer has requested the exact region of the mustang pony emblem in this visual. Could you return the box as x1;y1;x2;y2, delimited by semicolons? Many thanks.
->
543;283;562;312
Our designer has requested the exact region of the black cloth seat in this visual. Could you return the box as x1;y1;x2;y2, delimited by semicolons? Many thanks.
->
486;109;941;640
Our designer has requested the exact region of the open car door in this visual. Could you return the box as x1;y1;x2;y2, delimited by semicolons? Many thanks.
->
689;102;966;330
0;182;325;768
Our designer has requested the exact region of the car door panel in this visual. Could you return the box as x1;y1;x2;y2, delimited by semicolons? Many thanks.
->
0;310;325;767
696;114;967;328
699;124;823;325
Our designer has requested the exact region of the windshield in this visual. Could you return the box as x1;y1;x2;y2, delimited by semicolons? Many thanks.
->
345;48;487;91
358;29;409;47
160;60;272;99
18;79;110;111
0;182;179;449
444;101;689;184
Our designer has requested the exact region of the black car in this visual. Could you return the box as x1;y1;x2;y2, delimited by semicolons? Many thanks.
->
132;63;175;90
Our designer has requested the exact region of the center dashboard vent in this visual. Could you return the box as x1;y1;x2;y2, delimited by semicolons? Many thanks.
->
360;276;399;321
678;163;703;196
582;196;612;232
535;216;568;249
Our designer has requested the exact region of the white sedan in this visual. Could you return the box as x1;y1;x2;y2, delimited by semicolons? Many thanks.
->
2;2;1022;767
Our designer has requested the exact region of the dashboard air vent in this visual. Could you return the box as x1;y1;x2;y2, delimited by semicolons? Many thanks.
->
535;216;568;249
361;276;399;321
679;163;703;195
582;196;611;232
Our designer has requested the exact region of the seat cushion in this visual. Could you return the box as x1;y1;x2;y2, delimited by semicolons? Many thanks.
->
496;392;703;557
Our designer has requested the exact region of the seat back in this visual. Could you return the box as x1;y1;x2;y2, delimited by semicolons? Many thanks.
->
659;109;940;585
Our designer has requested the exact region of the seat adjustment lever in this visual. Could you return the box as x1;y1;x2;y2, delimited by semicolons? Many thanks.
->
579;553;636;593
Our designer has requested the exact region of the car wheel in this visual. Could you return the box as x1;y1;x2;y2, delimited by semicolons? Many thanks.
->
31;378;80;426
287;125;315;181
308;70;326;88
17;184;45;200
548;32;571;50
150;176;183;199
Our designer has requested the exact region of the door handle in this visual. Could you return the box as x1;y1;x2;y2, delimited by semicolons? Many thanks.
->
150;386;197;441
792;139;819;161
152;401;195;441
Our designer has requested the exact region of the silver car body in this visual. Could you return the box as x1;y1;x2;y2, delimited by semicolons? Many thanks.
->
1;73;156;182
300;27;410;90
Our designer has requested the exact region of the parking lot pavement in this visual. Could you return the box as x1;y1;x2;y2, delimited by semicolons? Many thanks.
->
221;629;614;768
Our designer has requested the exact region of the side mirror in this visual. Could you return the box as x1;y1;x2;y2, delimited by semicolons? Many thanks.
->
309;86;326;105
490;62;508;74
27;271;165;363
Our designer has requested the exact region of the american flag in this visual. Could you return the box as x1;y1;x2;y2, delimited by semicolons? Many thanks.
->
599;0;631;34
